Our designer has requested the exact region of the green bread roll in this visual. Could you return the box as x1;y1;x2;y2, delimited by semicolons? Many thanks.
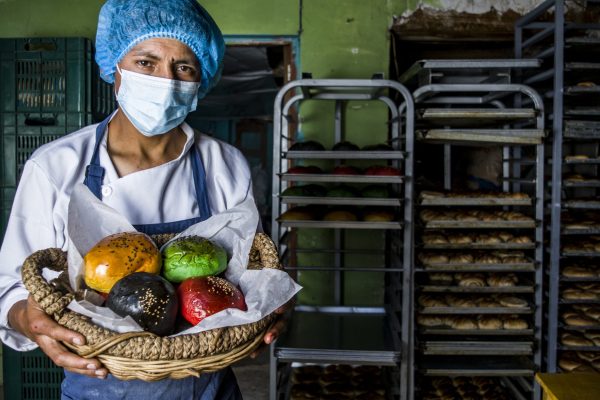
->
162;237;228;282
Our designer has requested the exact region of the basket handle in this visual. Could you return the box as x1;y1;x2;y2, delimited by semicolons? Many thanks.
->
21;248;74;318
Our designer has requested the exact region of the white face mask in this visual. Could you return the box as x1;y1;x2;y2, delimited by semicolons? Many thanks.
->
115;65;201;137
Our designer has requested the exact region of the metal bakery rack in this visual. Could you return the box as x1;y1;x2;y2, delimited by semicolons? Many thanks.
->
269;79;414;400
515;0;600;376
400;59;546;400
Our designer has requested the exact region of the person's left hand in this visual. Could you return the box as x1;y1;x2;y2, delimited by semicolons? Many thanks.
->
250;298;294;358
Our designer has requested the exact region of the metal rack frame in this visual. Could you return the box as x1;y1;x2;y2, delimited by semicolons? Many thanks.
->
403;77;545;400
269;79;415;400
515;0;600;374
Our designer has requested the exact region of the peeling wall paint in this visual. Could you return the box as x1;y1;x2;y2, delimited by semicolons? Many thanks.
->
401;0;544;16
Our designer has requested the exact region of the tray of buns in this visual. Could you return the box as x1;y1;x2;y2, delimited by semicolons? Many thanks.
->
418;294;532;314
420;209;535;229
281;173;403;184
280;195;402;207
564;155;600;164
417;314;530;333
560;283;600;303
561;264;600;281
563;199;600;210
288;364;387;400
421;341;533;356
561;305;600;328
419;356;537;376
419;191;531;206
422;232;534;250
419;376;515;400
418;252;534;271
562;238;600;256
417;128;545;145
284;150;404;160
558;351;600;373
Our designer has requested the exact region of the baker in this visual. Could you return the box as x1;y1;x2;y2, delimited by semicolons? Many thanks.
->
0;0;289;398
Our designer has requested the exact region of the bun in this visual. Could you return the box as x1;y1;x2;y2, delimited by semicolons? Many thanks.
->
107;272;177;336
561;333;593;347
478;316;502;330
84;232;161;294
362;209;394;222
450;317;477;330
423;234;448;245
458;273;485;287
280;207;316;221
562;265;595;278
162;236;228;283
502;317;528;330
448;234;472;244
498;296;528;308
564;315;597;326
417;315;445;327
324;210;358;221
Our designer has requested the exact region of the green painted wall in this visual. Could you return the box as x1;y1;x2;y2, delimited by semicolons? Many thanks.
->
0;0;412;377
0;0;299;39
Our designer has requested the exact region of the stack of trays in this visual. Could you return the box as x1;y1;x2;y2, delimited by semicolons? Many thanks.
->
415;190;538;378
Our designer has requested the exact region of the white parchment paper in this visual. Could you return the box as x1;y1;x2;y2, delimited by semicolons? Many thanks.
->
65;184;301;335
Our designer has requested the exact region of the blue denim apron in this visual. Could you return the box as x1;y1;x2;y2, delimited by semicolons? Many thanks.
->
62;116;243;399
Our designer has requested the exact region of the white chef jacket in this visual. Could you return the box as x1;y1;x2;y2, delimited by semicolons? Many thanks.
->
0;121;253;350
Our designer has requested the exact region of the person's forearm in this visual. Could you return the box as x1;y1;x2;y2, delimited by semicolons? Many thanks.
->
7;299;29;338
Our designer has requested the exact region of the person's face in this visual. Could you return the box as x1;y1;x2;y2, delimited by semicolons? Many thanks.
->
114;38;201;93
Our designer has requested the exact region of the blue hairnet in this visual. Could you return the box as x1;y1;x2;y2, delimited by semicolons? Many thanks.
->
95;0;225;98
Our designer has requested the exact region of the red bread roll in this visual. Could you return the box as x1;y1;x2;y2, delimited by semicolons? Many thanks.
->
178;276;247;325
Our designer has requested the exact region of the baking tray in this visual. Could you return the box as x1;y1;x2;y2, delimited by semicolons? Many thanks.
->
563;200;600;210
559;298;600;305
420;196;531;206
563;179;600;187
418;356;536;376
565;62;600;71
280;195;402;207
562;250;600;257
564;86;600;95
284;150;404;160
565;107;600;118
422;220;536;229
419;328;533;336
419;306;532;315
419;285;534;294
421;341;533;356
281;173;403;184
417;129;544;145
560;276;600;282
418;108;536;122
566;37;600;46
559;323;600;331
564;157;600;164
564;120;600;139
419;263;536;272
279;220;403;230
557;344;600;352
422;242;535;250
562;226;600;235
274;310;400;365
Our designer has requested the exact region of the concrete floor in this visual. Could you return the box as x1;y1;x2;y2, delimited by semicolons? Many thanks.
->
232;351;270;400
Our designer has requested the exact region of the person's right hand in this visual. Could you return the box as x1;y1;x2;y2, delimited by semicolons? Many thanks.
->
8;296;108;379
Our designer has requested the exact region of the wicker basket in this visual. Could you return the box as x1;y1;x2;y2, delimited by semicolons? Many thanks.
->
21;233;281;381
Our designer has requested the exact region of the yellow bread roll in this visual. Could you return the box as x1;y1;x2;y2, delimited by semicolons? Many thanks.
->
84;232;161;293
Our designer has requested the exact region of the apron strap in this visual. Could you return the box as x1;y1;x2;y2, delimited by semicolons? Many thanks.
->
190;143;212;220
83;116;111;199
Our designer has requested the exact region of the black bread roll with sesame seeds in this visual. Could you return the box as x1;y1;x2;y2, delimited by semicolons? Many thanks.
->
107;272;178;336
